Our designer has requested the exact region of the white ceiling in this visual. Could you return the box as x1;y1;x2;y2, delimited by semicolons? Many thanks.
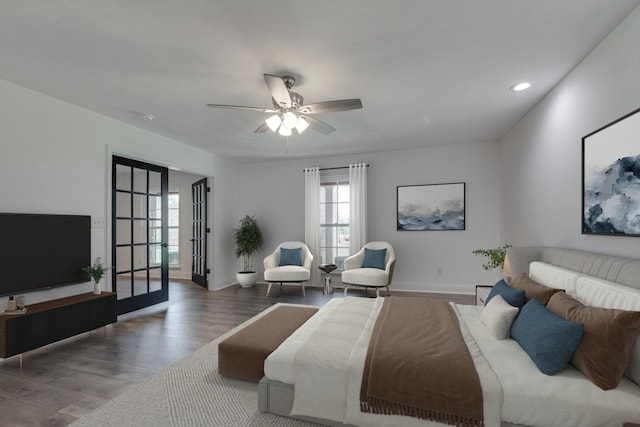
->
0;1;638;162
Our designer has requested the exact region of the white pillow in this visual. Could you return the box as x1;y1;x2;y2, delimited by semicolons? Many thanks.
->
529;261;582;296
481;294;520;340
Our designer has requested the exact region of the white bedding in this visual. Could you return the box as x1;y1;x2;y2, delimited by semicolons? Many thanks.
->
292;297;380;422
266;297;503;427
264;297;346;384
456;304;640;427
265;296;640;427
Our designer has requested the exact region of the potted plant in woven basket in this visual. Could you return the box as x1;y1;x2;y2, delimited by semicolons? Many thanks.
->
233;215;264;288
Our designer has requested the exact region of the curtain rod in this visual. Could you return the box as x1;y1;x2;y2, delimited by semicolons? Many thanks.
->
302;164;369;172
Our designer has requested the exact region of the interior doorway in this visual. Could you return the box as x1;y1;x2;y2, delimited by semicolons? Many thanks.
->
161;170;211;287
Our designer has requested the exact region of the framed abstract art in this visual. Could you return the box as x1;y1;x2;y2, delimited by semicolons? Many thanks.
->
397;182;465;231
582;107;640;236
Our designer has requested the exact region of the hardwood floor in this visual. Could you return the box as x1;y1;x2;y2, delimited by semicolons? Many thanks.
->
0;281;473;426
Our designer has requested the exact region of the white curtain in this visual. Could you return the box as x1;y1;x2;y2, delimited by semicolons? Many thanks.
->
304;167;321;286
349;163;368;255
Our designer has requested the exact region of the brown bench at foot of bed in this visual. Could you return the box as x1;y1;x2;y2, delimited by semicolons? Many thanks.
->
218;305;318;382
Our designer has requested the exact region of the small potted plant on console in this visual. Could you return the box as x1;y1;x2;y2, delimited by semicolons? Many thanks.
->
83;257;108;294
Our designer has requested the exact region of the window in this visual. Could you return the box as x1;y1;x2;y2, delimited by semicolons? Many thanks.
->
320;179;349;269
149;192;180;267
167;193;180;266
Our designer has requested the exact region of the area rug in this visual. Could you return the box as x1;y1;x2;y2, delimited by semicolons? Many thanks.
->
70;303;322;427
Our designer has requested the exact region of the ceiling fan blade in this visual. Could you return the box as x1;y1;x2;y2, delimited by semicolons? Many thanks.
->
301;115;335;134
299;99;362;114
207;104;278;113
264;74;291;108
254;122;270;133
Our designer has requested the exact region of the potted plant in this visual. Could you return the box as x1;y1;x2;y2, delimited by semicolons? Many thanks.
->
82;257;108;294
233;215;264;288
472;244;512;271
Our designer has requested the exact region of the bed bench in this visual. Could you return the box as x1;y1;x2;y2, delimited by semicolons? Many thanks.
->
218;305;318;381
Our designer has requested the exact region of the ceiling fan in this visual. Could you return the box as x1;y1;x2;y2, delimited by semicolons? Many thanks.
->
207;74;363;136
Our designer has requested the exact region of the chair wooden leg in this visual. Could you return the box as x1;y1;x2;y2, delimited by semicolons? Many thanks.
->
386;286;390;296
344;285;350;296
375;288;380;298
266;282;273;296
301;282;305;296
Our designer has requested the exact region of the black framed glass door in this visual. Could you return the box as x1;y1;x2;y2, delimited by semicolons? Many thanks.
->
191;178;209;288
112;155;169;315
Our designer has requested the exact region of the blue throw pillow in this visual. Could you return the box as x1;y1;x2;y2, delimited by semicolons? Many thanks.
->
361;248;387;269
485;279;526;308
510;298;584;375
279;247;303;266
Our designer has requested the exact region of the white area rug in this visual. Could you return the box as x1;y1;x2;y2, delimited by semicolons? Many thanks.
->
70;304;321;427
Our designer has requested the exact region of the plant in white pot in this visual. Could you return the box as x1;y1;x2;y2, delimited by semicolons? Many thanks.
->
233;215;264;288
82;257;108;294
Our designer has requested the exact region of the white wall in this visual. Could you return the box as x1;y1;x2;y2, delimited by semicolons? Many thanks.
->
238;140;503;294
500;5;640;258
0;78;239;307
211;154;243;290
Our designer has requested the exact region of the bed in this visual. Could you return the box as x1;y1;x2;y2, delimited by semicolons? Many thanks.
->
258;247;640;427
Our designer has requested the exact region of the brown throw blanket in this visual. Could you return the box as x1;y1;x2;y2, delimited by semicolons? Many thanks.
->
360;297;484;427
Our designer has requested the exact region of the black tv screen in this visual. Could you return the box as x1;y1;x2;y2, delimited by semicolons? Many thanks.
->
0;213;91;297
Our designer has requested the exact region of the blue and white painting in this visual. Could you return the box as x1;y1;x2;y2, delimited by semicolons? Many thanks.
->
583;108;640;236
397;183;465;231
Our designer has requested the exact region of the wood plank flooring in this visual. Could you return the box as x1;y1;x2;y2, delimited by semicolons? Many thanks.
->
0;281;473;426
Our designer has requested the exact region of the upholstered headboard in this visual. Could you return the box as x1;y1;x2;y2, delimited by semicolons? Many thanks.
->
506;247;640;291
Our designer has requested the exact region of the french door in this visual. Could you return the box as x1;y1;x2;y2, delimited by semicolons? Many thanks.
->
112;155;169;315
191;178;209;288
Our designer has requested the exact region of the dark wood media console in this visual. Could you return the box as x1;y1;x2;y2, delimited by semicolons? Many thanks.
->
0;292;117;358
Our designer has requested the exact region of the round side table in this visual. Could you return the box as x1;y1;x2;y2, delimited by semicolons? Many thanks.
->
319;264;337;295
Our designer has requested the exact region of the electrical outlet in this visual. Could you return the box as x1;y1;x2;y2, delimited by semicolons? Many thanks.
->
91;217;106;228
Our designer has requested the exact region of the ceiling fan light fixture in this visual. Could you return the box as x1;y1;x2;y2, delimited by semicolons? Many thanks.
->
265;114;282;132
279;125;292;136
296;117;309;134
208;73;362;137
282;111;298;129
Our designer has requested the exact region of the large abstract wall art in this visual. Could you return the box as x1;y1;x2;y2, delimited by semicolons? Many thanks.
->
397;182;465;231
582;107;640;236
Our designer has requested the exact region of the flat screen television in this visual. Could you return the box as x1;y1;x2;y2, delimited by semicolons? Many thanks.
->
0;213;91;297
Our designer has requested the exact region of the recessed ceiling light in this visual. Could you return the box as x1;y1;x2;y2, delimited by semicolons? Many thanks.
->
510;82;532;92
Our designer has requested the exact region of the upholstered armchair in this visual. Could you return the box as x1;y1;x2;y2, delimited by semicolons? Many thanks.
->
341;241;395;297
263;241;313;296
